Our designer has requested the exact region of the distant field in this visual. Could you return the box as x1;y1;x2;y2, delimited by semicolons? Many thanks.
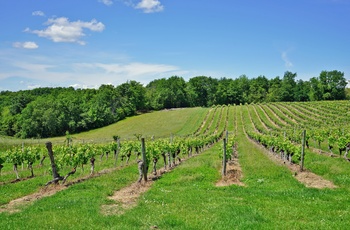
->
72;107;208;142
0;107;208;149
1;102;350;229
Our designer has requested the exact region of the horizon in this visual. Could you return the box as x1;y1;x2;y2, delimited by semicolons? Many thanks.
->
1;72;349;93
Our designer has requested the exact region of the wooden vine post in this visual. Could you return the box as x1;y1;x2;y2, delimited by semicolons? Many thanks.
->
114;136;120;168
141;138;148;182
46;142;60;180
300;130;306;171
222;138;227;176
45;141;76;185
169;134;173;168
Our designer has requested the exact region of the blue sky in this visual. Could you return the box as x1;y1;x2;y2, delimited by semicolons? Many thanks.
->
1;0;349;91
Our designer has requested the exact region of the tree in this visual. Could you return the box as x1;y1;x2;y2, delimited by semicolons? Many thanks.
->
146;76;189;109
145;78;168;110
308;77;322;101
186;76;218;107
346;87;350;100
294;80;310;102
280;71;297;102
166;76;189;108
215;78;234;105
18;97;53;138
117;81;147;111
9;92;33;115
87;84;117;129
0;107;18;136
248;76;269;103
266;77;282;102
319;70;347;100
235;75;250;104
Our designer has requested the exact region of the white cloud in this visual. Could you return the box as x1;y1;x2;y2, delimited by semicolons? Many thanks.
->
27;84;42;90
13;41;39;49
69;84;92;89
0;45;186;91
76;62;178;77
14;62;55;73
32;11;45;16
26;17;105;45
98;0;113;6
281;51;293;68
135;0;164;13
0;52;183;90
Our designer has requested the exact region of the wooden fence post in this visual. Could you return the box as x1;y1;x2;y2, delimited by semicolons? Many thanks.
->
141;138;148;182
114;138;120;168
222;138;227;176
300;130;306;172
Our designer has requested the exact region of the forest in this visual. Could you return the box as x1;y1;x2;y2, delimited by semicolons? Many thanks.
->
0;70;348;139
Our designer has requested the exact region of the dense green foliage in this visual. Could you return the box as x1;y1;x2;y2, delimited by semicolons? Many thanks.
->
0;70;347;138
0;82;145;138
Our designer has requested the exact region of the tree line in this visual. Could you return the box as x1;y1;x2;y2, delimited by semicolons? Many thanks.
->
0;70;348;139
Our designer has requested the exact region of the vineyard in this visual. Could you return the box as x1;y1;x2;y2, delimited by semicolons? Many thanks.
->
1;101;350;229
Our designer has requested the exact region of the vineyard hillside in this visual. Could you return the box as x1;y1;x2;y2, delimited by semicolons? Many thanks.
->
1;101;350;229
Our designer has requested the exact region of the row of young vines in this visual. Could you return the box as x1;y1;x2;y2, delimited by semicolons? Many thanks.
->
0;105;235;184
242;100;350;166
4;100;346;185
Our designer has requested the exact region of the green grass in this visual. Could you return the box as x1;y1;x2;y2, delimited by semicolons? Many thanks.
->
0;107;207;148
71;107;207;142
1;105;350;229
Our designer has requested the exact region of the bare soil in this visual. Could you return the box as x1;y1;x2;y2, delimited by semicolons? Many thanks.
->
0;168;117;213
0;184;67;214
216;157;245;187
101;180;154;216
100;166;172;216
251;139;337;189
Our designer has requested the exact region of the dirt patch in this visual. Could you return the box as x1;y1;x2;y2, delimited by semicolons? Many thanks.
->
295;171;337;189
251;139;337;189
0;184;67;213
101;154;206;216
216;158;245;187
101;167;173;216
0;167;118;213
101;181;153;216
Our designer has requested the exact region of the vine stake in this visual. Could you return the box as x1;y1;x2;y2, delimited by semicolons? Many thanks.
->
222;138;227;176
300;130;306;172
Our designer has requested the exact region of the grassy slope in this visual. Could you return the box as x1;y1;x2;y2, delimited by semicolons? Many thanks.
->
70;107;209;142
0;107;208;148
1;105;350;229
